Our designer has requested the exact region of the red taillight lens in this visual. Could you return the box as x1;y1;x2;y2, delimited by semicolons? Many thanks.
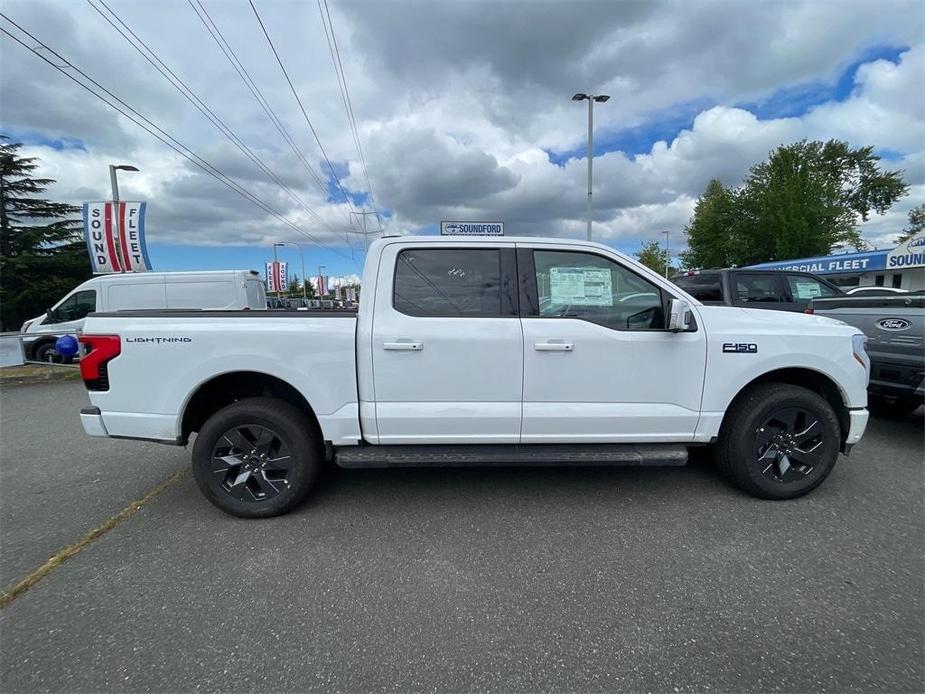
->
804;308;814;314
78;335;121;390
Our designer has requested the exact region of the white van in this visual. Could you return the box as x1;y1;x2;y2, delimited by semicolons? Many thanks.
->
21;271;267;362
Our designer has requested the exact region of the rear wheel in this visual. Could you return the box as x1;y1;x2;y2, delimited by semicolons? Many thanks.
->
33;341;62;364
191;397;321;518
716;383;841;500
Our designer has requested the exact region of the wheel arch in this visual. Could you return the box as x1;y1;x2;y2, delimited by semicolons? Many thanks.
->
723;367;850;446
180;370;322;445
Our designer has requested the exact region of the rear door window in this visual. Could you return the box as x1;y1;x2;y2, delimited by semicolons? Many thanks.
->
672;274;724;302
734;274;785;303
393;248;516;317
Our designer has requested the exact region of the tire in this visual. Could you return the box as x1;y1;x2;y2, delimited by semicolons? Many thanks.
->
868;394;923;418
191;397;321;518
33;341;62;364
715;383;841;500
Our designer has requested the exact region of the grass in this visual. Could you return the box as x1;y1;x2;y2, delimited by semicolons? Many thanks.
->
0;363;81;385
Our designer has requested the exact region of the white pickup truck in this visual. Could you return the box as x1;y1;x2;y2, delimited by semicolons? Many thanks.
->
78;236;871;517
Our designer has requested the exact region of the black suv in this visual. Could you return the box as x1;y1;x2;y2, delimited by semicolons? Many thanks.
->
671;268;843;312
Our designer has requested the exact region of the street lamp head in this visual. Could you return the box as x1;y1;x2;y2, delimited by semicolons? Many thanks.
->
274;242;284;247
571;93;588;101
593;95;611;103
112;164;139;172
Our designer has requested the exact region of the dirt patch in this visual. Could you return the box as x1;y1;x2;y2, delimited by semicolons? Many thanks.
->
0;364;81;386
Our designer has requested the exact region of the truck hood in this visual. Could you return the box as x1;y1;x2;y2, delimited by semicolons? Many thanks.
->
697;305;859;335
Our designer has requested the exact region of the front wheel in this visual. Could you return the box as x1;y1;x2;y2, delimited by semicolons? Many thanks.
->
715;383;841;500
191;397;321;518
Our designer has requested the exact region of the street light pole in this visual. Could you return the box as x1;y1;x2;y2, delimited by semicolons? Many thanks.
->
572;93;610;242
662;230;670;278
108;164;139;272
275;242;306;299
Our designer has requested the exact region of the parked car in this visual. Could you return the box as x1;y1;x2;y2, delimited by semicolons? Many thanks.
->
846;286;908;296
78;236;869;517
671;268;843;312
22;270;266;362
808;294;924;416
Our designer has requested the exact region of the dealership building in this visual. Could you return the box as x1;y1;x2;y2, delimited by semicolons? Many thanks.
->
748;232;925;292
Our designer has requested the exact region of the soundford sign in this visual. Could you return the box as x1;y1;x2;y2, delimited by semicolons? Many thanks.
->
440;221;504;236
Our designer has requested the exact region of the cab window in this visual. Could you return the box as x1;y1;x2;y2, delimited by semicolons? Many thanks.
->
734;274;784;303
672;273;723;302
529;250;664;330
785;274;840;301
50;290;96;323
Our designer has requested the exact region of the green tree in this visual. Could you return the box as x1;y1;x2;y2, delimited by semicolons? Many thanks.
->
682;140;908;268
896;203;925;244
634;240;677;276
681;179;741;268
0;138;90;331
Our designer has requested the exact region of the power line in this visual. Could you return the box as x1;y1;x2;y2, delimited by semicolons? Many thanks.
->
86;0;345;238
248;0;359;218
188;0;356;234
318;0;382;232
0;14;355;262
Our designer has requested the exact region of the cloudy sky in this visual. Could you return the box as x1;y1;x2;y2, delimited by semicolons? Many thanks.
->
1;0;923;281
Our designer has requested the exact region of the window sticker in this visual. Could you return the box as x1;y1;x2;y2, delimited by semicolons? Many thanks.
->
793;281;822;299
549;267;613;306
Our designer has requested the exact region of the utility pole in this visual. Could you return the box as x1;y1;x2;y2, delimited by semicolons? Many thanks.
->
109;164;139;271
349;210;381;251
571;94;610;241
662;230;670;278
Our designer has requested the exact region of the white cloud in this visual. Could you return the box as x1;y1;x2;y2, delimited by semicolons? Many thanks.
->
1;0;922;262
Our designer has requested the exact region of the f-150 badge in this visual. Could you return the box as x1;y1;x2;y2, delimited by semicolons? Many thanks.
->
723;343;758;353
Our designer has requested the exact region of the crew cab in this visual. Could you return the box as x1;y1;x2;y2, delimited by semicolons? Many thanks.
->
671;268;843;312
78;236;870;517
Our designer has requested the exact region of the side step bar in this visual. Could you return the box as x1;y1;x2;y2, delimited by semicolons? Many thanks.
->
334;443;688;469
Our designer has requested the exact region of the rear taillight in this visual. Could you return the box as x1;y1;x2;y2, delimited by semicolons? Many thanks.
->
79;335;121;391
804;308;814;314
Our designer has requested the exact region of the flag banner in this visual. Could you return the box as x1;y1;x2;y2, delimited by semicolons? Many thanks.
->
346;287;356;302
266;261;288;292
317;275;328;296
334;284;341;300
82;201;151;273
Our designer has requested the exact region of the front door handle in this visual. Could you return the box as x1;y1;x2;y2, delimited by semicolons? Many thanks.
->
383;341;423;351
534;341;574;352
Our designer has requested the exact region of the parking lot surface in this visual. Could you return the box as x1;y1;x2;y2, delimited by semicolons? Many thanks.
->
1;382;923;693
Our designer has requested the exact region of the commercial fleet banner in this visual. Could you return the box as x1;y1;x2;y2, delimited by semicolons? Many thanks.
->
748;232;925;275
266;261;288;293
82;201;151;273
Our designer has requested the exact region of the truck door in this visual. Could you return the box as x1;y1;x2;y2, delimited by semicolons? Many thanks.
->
518;245;707;442
370;243;523;443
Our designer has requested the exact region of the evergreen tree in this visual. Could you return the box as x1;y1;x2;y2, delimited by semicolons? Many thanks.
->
634;240;677;276
0;138;91;330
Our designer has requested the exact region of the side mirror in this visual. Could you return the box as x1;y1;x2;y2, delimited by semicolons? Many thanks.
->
668;298;693;332
45;308;57;323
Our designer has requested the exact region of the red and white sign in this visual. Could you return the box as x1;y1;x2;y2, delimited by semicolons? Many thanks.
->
316;275;328;296
266;261;288;293
82;201;151;273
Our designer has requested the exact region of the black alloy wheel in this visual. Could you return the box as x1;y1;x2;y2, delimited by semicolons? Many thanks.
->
754;407;823;483
209;424;293;502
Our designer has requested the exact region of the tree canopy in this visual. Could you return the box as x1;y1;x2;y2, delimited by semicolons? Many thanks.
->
896;203;925;244
682;140;908;269
633;240;677;277
0;138;91;331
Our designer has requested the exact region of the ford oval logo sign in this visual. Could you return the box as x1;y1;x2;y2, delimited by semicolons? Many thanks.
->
877;318;911;331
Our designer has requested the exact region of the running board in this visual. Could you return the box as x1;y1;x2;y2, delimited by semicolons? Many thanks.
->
334;443;688;469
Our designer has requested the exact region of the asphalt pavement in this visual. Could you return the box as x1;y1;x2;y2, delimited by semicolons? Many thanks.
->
1;381;922;693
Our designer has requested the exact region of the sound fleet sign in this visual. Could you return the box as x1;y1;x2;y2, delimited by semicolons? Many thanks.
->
82;201;151;273
747;232;925;276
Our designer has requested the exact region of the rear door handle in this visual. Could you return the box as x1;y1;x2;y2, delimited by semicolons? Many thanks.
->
383;341;423;351
534;341;574;352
